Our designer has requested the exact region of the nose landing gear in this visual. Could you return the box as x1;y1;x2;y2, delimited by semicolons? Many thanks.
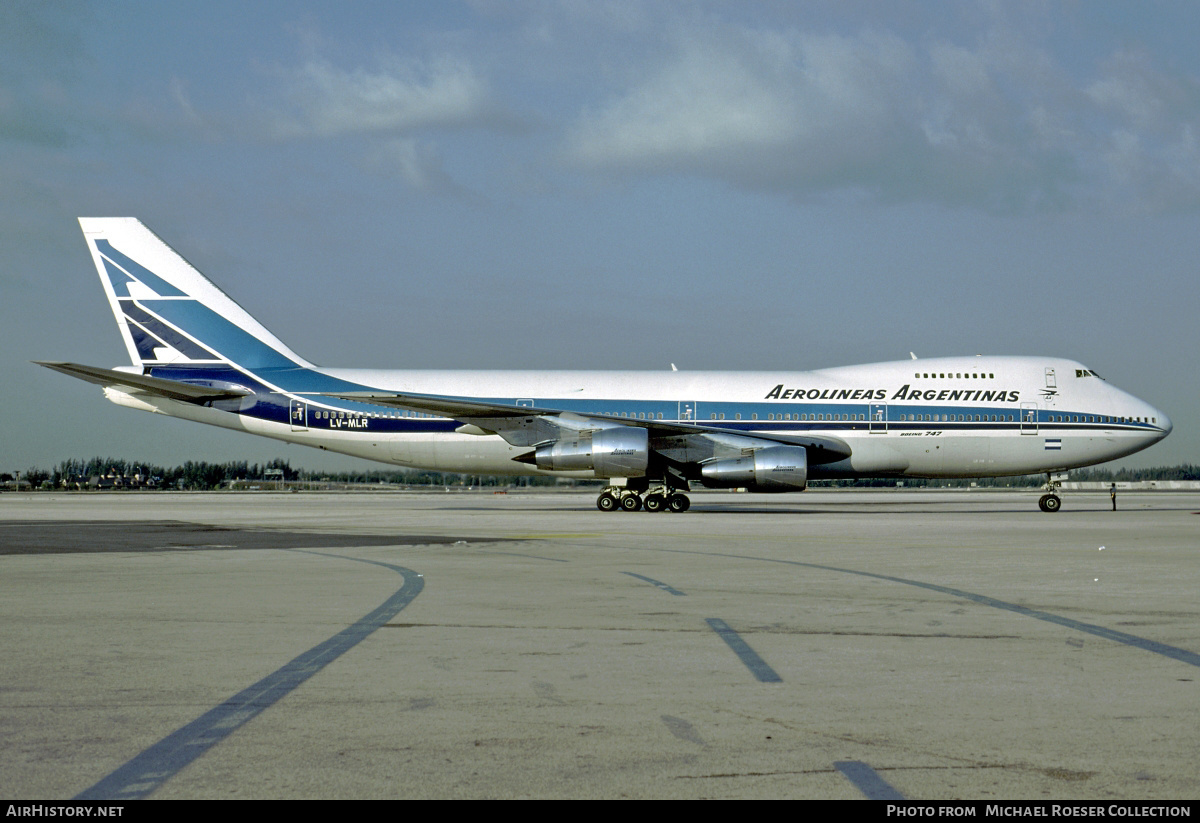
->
1038;493;1062;512
1037;471;1066;512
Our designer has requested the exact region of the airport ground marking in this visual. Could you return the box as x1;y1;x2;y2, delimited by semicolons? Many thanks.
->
834;760;906;800
622;571;687;596
74;552;424;801
706;618;783;683
661;549;1200;670
508;533;600;539
480;549;570;563
661;715;705;746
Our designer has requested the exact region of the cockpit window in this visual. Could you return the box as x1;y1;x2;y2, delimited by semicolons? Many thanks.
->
1075;368;1105;380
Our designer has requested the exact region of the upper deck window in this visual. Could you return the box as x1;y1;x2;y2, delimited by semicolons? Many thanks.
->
916;371;992;379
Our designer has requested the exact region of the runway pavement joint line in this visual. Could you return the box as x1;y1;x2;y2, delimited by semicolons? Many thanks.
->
73;552;424;801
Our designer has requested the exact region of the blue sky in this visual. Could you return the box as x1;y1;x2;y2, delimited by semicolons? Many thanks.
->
2;1;1196;472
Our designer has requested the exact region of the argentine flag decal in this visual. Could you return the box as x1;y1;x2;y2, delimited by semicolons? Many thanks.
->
1044;439;1062;451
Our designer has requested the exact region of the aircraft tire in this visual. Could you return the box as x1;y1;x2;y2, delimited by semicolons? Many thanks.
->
620;493;642;512
1038;494;1062;513
667;493;691;513
643;493;666;513
597;492;619;512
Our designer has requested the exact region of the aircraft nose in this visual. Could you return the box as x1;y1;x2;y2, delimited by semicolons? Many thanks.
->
1157;410;1173;438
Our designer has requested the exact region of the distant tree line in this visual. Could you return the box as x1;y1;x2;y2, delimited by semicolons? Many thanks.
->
3;457;569;491
2;457;302;491
4;459;1198;492
1063;464;1200;482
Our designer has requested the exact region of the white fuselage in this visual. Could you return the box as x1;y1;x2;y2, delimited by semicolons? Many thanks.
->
109;355;1172;480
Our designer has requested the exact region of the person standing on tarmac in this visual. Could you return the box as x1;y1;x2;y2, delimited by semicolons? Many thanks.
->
1111;483;1117;511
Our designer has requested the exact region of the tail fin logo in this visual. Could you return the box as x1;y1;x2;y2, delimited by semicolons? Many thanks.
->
96;239;187;299
94;239;223;366
83;218;309;372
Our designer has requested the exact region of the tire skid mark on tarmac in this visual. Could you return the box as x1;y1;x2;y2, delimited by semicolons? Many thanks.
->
622;571;687;595
705;617;784;683
74;551;423;801
648;547;1200;670
622;572;783;682
835;760;906;800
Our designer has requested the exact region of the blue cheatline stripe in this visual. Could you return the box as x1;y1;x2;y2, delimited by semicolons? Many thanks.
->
622;571;687;596
673;550;1200;671
834;760;905;800
74;553;423;801
705;618;783;683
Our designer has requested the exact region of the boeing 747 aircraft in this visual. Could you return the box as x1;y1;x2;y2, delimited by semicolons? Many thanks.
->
38;218;1172;512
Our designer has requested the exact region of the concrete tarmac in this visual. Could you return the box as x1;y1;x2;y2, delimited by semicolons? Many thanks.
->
1;488;1197;799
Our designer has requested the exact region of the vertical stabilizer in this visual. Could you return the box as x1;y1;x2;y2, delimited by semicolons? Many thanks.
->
78;217;311;371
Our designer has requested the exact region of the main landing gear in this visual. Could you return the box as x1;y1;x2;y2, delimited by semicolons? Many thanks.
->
596;485;691;513
1038;471;1064;513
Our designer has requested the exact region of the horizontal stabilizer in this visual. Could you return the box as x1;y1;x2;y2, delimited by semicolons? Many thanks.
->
34;361;252;403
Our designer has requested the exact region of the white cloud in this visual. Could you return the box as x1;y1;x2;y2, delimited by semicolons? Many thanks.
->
1087;51;1184;132
563;20;1200;213
273;56;493;139
564;26;953;201
1086;50;1200;210
568;28;916;176
569;38;798;165
363;138;460;193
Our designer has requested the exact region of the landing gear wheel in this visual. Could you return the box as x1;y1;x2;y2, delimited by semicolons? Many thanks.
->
1038;494;1061;513
596;492;618;512
620;493;643;512
643;493;666;513
667;493;691;513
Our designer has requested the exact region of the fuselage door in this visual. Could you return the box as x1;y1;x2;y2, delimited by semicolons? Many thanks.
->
869;402;887;433
1021;402;1038;435
678;401;698;423
290;399;308;431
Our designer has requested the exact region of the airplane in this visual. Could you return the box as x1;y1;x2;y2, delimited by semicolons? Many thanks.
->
37;217;1172;513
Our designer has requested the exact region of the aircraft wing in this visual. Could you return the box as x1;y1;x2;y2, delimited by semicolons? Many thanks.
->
35;361;253;403
328;389;852;464
330;390;564;420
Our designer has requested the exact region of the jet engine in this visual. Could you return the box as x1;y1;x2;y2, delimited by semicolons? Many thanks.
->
700;445;808;492
525;426;649;477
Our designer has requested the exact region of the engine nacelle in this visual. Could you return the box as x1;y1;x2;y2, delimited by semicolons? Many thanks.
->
700;446;808;492
533;426;649;477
